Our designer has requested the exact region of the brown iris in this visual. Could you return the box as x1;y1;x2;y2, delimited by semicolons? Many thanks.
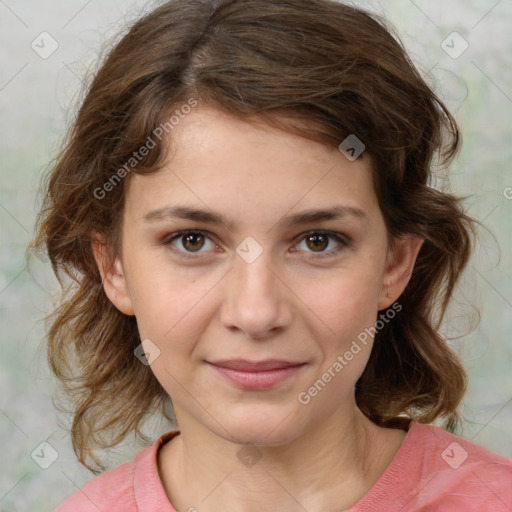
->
182;233;205;252
305;233;329;252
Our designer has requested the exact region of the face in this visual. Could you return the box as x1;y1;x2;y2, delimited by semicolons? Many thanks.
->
96;105;422;446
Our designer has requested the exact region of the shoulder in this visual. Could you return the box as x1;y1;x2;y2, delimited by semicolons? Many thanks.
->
54;456;138;512
406;422;512;509
53;430;180;512
53;431;169;512
412;421;512;471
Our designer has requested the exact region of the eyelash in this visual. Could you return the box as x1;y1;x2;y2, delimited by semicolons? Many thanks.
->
160;229;352;260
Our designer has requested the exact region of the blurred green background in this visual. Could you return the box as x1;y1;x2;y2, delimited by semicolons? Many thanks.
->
0;0;511;510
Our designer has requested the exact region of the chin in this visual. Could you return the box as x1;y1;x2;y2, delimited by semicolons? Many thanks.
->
212;408;304;447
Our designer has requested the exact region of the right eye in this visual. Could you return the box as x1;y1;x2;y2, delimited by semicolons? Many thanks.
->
161;230;219;259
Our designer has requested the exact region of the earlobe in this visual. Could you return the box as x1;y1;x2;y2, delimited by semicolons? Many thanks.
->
91;239;135;316
378;235;424;310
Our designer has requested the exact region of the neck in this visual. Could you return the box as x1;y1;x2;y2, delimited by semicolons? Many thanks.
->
158;404;407;512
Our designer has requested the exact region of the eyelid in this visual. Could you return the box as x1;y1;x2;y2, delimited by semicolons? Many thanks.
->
160;229;352;259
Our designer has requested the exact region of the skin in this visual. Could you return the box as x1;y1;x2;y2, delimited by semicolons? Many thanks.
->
93;105;424;512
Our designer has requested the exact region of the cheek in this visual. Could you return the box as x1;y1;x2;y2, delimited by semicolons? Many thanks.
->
126;258;221;345
298;271;381;399
298;263;384;337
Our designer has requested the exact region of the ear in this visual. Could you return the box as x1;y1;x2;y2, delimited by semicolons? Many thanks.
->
378;234;424;310
91;238;135;316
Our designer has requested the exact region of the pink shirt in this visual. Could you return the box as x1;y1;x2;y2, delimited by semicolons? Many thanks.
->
54;421;512;511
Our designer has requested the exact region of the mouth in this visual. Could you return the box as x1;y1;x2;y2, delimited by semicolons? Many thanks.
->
208;359;305;371
206;359;306;390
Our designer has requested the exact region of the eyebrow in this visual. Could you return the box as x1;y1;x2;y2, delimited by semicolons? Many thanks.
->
143;204;368;230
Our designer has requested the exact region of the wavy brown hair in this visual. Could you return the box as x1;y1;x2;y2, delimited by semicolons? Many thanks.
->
30;0;478;474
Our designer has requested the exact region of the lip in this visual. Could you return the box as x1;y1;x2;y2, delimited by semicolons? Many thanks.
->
208;359;305;371
207;360;306;390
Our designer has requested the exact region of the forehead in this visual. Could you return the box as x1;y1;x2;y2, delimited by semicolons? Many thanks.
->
124;106;380;228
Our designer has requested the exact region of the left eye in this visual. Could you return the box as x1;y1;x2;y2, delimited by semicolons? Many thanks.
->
293;231;349;257
161;230;350;259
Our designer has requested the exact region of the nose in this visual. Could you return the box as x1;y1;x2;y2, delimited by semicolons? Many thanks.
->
219;249;293;339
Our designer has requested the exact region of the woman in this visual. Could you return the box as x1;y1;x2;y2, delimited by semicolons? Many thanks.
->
31;0;512;510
